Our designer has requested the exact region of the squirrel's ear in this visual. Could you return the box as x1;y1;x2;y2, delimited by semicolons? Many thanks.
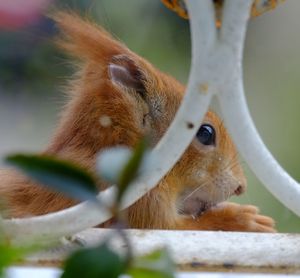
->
51;12;127;62
108;55;146;93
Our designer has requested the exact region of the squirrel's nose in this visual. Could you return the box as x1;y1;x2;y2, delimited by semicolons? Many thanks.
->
234;184;245;196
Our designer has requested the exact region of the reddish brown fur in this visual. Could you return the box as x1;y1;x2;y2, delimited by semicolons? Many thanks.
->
0;12;275;232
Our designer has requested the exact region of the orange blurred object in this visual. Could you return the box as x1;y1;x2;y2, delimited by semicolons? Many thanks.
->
161;0;286;22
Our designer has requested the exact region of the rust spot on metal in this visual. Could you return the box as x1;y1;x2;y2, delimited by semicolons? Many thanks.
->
223;262;235;269
190;261;207;268
187;122;194;129
199;83;209;94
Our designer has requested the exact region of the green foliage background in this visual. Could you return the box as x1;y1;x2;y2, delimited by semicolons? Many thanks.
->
0;0;299;232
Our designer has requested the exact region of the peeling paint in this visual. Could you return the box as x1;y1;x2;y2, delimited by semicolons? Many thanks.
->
26;229;300;274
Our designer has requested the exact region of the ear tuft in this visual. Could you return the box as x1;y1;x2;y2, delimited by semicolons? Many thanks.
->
50;11;128;62
108;55;146;93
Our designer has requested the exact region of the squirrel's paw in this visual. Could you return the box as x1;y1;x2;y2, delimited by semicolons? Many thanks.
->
202;202;276;233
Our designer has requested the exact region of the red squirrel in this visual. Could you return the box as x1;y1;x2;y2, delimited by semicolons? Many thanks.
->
0;12;275;232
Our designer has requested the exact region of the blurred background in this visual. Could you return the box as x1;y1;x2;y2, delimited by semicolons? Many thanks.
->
0;0;299;232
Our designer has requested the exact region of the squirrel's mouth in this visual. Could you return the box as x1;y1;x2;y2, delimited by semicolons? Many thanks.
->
179;197;216;217
177;181;244;217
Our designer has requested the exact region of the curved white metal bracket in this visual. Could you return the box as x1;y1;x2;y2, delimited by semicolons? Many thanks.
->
216;1;300;217
2;0;300;245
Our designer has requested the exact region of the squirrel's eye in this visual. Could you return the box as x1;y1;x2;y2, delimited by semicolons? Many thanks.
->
196;124;216;146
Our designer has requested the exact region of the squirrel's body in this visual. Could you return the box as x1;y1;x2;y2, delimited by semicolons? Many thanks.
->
0;13;275;232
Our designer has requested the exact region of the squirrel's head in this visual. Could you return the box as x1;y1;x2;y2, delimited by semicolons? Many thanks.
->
51;12;246;216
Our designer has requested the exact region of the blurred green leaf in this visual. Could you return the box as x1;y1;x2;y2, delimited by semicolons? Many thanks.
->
61;243;126;278
0;246;21;277
0;234;27;278
117;138;148;201
128;248;175;278
5;154;98;202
